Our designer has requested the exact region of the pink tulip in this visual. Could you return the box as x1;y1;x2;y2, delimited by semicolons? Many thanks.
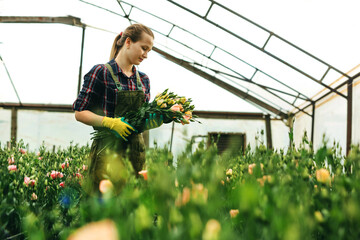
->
50;171;57;179
76;173;83;179
138;170;148;180
58;172;64;178
8;165;17;172
61;161;70;169
82;165;88;171
170;104;182;112
8;156;15;165
24;176;31;185
181;115;191;125
30;180;36;186
31;193;38;201
19;148;27;154
59;182;65;188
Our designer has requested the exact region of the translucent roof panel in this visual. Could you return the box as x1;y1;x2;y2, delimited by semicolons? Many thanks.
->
0;23;82;104
1;0;359;118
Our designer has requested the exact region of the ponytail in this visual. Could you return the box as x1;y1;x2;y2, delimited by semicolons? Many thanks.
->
109;24;154;60
109;32;123;60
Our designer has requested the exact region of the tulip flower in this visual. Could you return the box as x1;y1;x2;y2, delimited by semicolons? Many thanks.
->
229;209;239;218
8;156;15;165
138;170;148;180
24;177;35;186
8;165;17;172
31;193;38;201
99;179;113;194
59;182;65;188
248;163;264;175
67;219;118;240
50;171;57;179
170;104;184;112
202;219;221;240
61;162;69;169
316;168;331;184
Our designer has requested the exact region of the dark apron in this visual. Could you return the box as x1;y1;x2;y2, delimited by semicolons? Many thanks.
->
88;63;146;193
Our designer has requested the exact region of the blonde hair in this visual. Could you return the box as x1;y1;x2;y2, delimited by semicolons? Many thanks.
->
110;23;154;60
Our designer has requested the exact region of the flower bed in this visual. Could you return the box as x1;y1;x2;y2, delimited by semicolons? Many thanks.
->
1;137;360;240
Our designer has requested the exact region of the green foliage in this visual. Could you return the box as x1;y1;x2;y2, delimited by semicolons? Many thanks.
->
1;137;360;240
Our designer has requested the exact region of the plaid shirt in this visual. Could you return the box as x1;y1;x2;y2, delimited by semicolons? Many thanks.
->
73;59;150;117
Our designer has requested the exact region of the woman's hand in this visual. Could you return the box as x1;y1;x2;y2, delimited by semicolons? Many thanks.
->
75;111;136;141
101;117;136;141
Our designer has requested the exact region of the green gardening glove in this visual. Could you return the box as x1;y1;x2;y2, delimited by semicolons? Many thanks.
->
144;113;163;130
101;116;136;141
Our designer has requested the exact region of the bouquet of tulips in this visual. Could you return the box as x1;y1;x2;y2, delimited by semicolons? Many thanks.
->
92;89;199;139
123;88;200;133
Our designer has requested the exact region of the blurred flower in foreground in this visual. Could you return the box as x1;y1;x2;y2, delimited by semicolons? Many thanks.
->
202;219;221;240
226;169;233;176
135;204;152;232
316;168;331;184
59;182;65;188
314;211;324;222
20;148;27;154
229;209;239;218
248;163;264;175
257;175;273;187
191;183;208;204
99;179;113;194
67;219;118;240
175;187;191;207
138;170;148;180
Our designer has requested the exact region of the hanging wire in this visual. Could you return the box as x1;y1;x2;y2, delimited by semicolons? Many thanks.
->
0;53;22;104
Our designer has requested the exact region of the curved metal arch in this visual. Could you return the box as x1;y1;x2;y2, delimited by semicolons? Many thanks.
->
167;0;350;99
78;0;309;118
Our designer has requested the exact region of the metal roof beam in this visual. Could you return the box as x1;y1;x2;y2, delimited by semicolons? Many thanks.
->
166;0;349;99
0;16;84;27
153;47;288;119
0;102;278;120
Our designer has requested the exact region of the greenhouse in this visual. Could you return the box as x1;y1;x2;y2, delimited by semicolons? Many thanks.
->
1;0;360;239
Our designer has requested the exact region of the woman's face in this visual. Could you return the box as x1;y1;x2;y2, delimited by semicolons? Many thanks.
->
127;32;154;65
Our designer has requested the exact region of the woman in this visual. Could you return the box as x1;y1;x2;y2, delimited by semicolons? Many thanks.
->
73;23;162;193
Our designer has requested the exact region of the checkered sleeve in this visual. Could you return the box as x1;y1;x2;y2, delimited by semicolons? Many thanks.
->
72;64;104;111
140;73;150;103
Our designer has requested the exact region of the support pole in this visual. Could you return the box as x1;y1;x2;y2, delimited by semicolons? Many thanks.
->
346;78;353;155
77;26;86;95
311;102;315;146
265;114;272;149
143;130;149;148
11;107;17;142
170;122;175;152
